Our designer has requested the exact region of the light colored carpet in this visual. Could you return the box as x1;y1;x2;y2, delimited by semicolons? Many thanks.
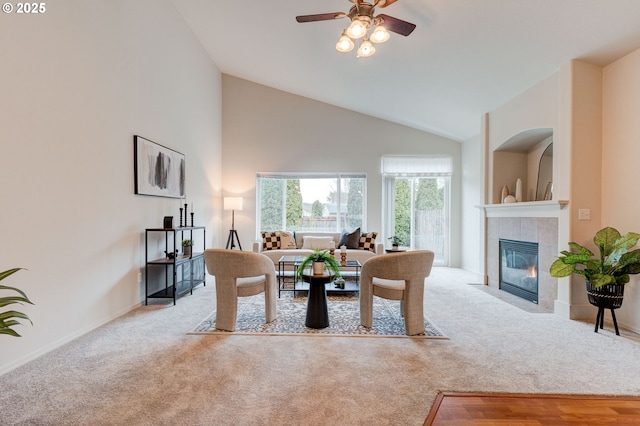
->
190;292;446;338
1;268;640;425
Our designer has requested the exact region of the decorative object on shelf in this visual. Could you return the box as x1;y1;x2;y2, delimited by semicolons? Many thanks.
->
503;195;516;203
334;276;346;289
133;135;185;199
340;245;347;265
184;203;188;225
501;185;509;203
544;182;553;200
515;178;523;202
0;268;33;337
163;216;173;229
297;250;342;278
165;249;178;259
179;207;183;227
182;239;194;256
550;226;640;335
224;197;243;250
190;211;194;227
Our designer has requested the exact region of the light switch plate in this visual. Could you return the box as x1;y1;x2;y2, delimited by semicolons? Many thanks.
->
578;209;590;220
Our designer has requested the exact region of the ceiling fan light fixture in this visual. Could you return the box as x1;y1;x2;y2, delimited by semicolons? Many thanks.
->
336;32;355;53
357;38;375;58
346;17;369;39
370;25;390;43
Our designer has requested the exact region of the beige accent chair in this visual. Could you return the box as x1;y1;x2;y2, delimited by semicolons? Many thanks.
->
203;249;277;332
359;250;435;336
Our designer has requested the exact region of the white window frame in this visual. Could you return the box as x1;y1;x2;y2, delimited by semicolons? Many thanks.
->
381;156;452;266
256;172;367;236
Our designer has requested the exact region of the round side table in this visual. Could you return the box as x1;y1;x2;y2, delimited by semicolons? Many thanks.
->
302;272;332;329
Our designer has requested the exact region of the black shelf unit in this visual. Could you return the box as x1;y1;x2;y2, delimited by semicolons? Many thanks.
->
145;226;206;305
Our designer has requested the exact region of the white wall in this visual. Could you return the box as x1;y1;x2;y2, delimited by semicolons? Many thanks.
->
0;0;222;374
602;48;640;331
461;133;484;278
221;75;463;266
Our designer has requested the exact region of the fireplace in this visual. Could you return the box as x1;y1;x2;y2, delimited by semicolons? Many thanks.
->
499;239;538;304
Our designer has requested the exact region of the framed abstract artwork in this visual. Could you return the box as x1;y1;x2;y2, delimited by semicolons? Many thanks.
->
134;135;185;198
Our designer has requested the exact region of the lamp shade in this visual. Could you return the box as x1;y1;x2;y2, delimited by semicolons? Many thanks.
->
223;197;243;211
357;39;375;57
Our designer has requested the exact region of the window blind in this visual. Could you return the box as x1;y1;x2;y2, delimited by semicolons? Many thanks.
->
381;156;452;176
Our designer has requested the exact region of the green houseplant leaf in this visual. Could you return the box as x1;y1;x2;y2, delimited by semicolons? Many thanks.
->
296;250;342;278
550;227;640;288
0;268;34;337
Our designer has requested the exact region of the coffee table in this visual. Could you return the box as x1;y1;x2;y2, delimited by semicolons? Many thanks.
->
277;256;361;297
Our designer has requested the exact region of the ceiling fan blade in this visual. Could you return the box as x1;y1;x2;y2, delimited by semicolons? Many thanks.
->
375;0;398;7
377;14;416;36
296;12;346;23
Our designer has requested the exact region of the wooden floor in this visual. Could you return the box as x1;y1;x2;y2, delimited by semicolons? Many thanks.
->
424;392;640;425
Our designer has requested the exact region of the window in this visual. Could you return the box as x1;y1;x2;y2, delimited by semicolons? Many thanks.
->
256;173;366;234
382;156;451;266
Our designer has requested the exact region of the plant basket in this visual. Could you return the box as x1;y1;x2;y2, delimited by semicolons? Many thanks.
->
585;281;624;310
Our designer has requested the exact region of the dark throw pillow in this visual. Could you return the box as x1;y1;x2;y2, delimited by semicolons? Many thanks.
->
338;227;361;249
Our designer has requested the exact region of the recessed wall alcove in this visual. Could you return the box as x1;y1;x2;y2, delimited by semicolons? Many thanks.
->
492;128;553;204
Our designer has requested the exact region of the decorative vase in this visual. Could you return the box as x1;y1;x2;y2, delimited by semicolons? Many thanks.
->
501;185;509;203
515;178;522;202
392;244;399;250
183;246;192;256
312;261;324;275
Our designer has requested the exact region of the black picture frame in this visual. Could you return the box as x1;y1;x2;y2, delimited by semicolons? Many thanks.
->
134;135;185;198
163;216;173;229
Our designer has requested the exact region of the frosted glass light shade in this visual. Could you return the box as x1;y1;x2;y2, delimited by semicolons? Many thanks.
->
346;19;368;39
357;39;375;57
336;34;355;52
223;197;243;211
370;25;390;43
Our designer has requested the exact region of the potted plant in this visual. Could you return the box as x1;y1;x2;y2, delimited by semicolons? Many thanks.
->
388;235;405;250
182;239;194;256
1;268;33;337
549;226;640;334
297;250;342;277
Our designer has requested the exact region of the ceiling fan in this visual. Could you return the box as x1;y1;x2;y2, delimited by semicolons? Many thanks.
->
295;0;416;57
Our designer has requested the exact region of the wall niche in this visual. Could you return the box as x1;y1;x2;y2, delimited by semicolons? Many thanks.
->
492;128;553;204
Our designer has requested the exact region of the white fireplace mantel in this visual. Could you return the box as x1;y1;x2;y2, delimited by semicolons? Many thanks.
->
477;200;569;218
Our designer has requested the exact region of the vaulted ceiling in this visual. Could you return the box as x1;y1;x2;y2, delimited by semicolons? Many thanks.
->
171;0;640;142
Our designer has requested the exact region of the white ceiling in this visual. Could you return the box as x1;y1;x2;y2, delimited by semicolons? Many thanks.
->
170;0;640;142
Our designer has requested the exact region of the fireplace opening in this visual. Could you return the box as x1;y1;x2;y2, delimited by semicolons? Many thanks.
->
499;239;538;304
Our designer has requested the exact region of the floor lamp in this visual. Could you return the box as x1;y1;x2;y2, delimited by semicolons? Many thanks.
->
224;197;243;250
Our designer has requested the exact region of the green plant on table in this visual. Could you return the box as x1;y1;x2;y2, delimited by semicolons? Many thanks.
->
388;235;405;246
1;268;33;337
181;239;194;247
549;226;640;288
296;250;342;278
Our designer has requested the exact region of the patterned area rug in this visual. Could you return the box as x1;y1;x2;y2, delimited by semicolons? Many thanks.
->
189;293;447;339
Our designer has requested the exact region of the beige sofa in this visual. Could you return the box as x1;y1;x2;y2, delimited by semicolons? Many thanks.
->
252;231;383;265
253;231;383;292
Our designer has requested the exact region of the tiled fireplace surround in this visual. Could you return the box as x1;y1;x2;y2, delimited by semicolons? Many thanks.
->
487;217;558;311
